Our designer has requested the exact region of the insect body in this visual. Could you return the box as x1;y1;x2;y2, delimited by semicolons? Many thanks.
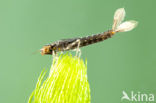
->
40;8;138;55
40;30;114;55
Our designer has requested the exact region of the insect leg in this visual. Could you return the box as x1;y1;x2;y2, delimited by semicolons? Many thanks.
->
65;39;79;50
52;50;58;61
65;39;81;57
75;39;81;57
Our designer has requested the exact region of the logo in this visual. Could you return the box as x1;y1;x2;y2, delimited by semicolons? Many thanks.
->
121;91;154;102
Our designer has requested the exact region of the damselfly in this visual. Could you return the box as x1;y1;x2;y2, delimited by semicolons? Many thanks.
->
40;8;138;55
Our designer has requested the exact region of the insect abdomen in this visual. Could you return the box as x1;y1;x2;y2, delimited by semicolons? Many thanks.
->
79;30;113;47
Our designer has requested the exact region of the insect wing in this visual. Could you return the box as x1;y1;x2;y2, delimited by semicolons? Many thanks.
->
112;8;125;31
58;38;79;44
116;20;138;32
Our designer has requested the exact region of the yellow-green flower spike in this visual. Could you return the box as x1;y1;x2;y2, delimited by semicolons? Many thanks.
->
28;53;91;103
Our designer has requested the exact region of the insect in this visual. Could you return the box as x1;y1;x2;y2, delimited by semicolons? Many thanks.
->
40;8;138;55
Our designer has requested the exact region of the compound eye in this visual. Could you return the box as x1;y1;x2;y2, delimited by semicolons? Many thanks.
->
45;48;47;52
40;45;52;55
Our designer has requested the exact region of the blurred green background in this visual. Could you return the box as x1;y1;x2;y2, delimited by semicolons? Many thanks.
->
0;0;156;103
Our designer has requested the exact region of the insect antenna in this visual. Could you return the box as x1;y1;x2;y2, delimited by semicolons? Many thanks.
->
32;50;40;55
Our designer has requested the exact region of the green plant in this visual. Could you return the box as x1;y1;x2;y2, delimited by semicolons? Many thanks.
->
28;53;90;103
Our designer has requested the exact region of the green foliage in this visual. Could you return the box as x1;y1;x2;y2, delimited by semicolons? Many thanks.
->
28;54;90;103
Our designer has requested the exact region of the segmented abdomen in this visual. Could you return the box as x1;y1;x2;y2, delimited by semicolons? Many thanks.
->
79;30;113;47
52;30;113;52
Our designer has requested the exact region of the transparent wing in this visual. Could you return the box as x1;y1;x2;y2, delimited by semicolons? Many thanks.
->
112;8;125;31
58;38;79;43
116;20;138;32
